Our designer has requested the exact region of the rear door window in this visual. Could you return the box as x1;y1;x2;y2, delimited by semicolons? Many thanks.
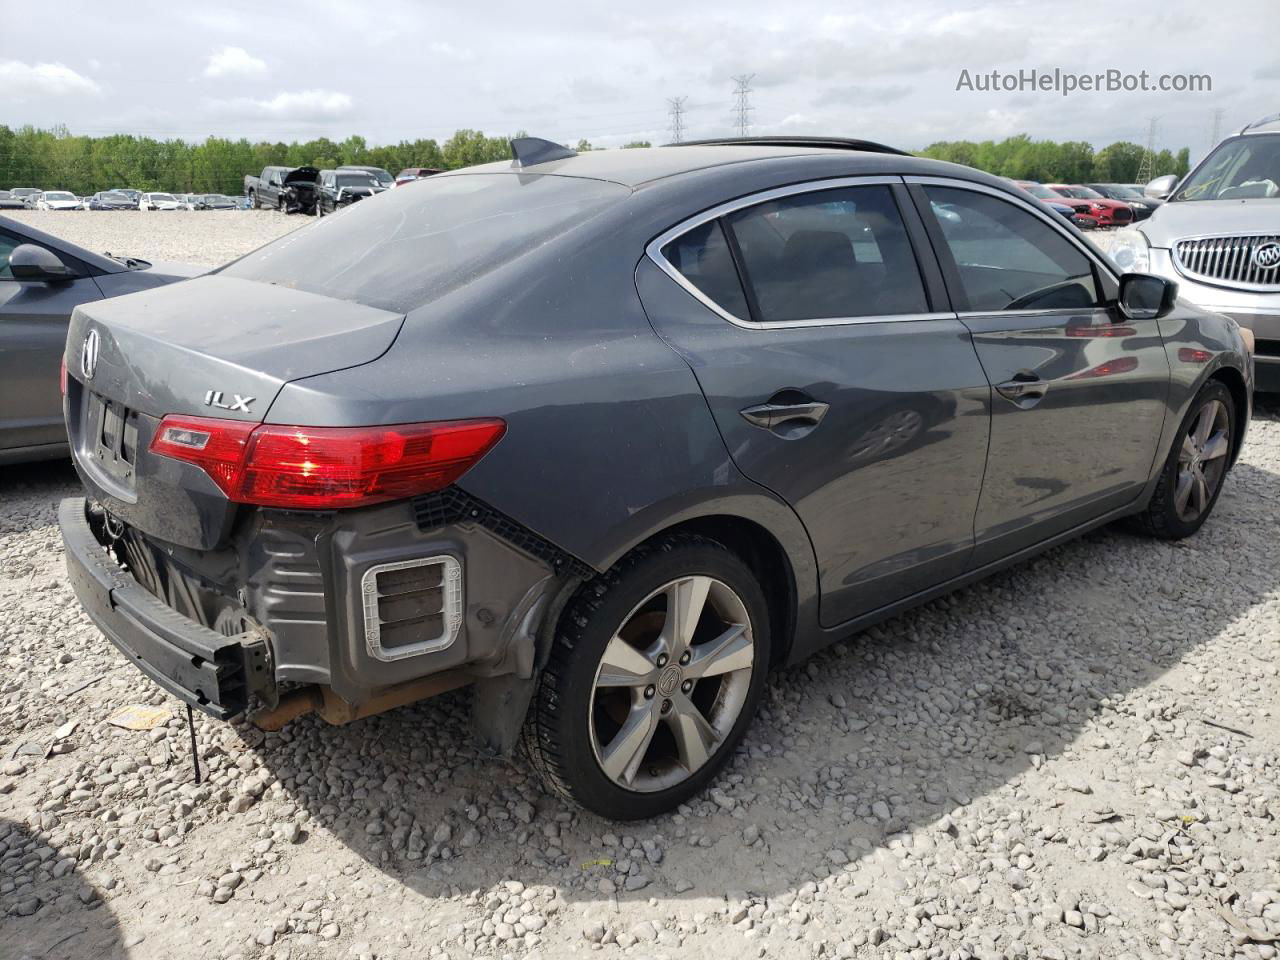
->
923;186;1099;312
724;185;929;322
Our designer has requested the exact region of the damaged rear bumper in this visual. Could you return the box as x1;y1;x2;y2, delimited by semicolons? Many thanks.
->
59;497;269;719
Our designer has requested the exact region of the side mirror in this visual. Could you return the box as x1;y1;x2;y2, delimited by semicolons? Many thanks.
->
9;244;75;282
1145;174;1179;201
1118;272;1178;320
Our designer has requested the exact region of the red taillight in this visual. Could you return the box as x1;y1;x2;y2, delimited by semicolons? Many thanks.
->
59;357;67;396
149;416;504;509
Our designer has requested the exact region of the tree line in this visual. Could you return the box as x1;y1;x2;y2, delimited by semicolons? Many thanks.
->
0;124;1189;196
918;134;1192;184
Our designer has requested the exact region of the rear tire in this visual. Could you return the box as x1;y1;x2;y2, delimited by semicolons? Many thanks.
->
523;534;771;820
1133;380;1235;539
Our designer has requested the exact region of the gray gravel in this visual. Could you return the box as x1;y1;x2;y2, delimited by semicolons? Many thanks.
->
5;209;305;267
2;215;1279;960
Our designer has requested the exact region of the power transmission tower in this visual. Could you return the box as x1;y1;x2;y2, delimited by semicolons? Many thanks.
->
1210;108;1225;148
667;96;688;144
731;74;755;137
1136;116;1158;183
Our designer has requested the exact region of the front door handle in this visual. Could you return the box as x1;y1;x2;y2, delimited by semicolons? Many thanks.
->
740;394;830;431
995;371;1048;405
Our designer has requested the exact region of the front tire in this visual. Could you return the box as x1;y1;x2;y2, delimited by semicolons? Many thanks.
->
524;534;771;820
1134;380;1235;539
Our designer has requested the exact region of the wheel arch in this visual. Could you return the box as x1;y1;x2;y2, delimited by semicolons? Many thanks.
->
605;513;802;668
1206;364;1249;469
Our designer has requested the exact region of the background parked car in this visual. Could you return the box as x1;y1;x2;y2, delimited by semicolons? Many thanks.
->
36;191;83;211
201;194;240;210
139;192;183;211
87;191;139;211
1012;181;1099;228
395;167;444;186
315;169;384;215
1109;111;1280;391
9;187;41;208
1087;183;1161;220
0;191;26;210
244;165;320;213
109;188;141;204
1044;184;1134;227
337;164;395;190
0;214;206;463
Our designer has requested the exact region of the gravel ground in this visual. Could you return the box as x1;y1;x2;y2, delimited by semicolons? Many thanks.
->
4;209;305;267
3;216;1279;960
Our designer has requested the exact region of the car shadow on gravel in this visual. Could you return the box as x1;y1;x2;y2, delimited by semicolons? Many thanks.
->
233;450;1280;917
1;817;127;960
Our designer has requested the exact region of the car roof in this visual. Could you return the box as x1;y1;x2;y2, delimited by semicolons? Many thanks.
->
1238;112;1280;135
444;144;988;189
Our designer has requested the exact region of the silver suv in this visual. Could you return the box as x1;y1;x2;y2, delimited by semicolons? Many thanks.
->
1110;112;1280;389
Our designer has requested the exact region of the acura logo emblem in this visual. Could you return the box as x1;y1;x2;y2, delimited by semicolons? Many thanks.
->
81;330;100;381
1254;242;1280;270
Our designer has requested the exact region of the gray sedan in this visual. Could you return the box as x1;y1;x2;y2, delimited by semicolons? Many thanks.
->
0;215;204;464
57;138;1253;819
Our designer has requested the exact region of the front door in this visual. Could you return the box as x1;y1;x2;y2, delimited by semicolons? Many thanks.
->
0;227;103;456
911;181;1169;564
637;179;991;627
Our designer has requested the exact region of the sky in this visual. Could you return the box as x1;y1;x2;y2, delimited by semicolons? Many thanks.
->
3;0;1277;159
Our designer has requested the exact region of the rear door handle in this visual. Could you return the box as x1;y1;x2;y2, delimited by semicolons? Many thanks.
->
995;371;1048;404
740;396;830;430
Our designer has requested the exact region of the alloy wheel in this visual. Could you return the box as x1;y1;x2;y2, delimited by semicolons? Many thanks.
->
1175;398;1230;522
589;576;755;793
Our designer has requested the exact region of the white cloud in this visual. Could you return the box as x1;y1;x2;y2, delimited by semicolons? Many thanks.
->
0;60;101;99
428;41;475;62
204;46;268;79
207;89;354;121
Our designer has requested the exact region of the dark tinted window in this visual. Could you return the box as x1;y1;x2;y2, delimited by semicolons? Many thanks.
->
662;220;750;319
221;174;628;312
725;185;928;322
925;186;1099;312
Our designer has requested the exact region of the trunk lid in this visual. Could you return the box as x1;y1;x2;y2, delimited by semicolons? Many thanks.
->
65;275;404;549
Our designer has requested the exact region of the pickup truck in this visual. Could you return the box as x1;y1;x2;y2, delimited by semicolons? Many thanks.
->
243;166;320;214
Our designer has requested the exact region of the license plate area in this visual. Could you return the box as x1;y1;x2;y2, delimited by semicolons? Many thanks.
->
87;393;139;490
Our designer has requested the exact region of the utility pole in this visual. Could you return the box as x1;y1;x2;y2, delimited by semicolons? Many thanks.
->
1136;116;1158;183
667;96;687;144
1210;107;1225;149
731;74;755;137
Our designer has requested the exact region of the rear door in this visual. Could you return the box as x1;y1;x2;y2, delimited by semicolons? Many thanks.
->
637;177;991;627
908;179;1169;564
0;225;103;457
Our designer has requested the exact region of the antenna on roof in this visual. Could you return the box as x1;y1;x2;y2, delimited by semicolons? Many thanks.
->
510;137;578;168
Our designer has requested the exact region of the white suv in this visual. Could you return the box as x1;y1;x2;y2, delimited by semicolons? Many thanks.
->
1111;112;1280;389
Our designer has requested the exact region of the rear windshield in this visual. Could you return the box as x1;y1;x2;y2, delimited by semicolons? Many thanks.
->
220;173;628;312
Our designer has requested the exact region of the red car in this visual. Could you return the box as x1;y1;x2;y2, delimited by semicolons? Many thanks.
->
395;167;444;187
1012;181;1100;229
1044;184;1133;227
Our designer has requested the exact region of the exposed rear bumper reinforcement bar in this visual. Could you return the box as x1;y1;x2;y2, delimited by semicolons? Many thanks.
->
59;497;269;720
248;669;472;731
